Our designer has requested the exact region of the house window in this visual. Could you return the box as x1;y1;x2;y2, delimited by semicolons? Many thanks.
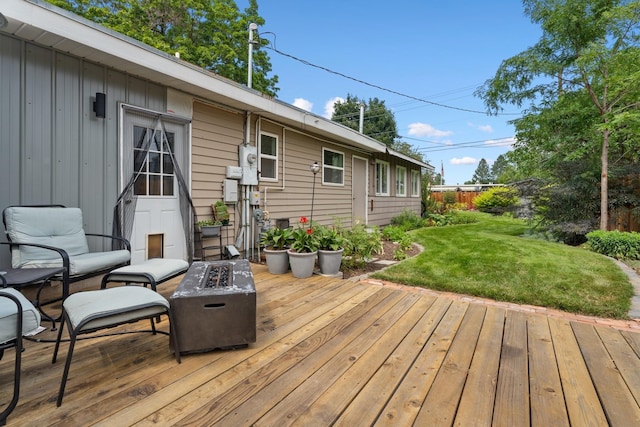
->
322;148;344;185
375;160;390;196
260;132;278;181
411;170;420;197
396;166;407;197
133;125;175;196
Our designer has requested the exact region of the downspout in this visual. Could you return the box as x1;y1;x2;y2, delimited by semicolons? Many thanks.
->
244;112;251;259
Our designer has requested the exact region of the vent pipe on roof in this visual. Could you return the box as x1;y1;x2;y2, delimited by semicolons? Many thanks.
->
359;102;365;133
247;23;258;89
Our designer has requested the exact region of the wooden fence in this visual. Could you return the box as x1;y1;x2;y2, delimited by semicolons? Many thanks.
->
431;191;640;232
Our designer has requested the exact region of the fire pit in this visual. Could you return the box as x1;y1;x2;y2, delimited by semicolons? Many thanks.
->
169;259;256;354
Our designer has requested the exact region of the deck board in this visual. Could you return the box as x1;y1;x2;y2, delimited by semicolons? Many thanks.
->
2;263;640;426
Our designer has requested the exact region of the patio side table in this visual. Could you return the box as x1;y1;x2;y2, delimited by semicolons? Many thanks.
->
0;266;66;329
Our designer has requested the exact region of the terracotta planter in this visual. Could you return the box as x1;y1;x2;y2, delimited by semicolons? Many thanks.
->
263;248;289;274
287;250;317;279
318;248;344;275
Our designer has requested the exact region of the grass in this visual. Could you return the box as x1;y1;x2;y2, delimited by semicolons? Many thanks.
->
372;211;634;319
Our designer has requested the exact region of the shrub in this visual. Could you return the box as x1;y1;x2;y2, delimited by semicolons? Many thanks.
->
472;187;520;214
586;230;640;259
443;191;457;205
342;225;383;269
381;225;406;242
390;209;425;231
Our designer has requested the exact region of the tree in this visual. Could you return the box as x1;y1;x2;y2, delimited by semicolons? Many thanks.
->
332;95;398;146
48;0;279;96
469;158;493;184
476;0;640;230
331;94;425;162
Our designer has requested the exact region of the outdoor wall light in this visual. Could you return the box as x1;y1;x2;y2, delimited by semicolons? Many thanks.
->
310;162;320;175
93;92;106;118
310;162;320;224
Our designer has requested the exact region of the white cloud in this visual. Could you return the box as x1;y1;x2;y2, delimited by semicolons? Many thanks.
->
407;122;453;138
451;157;478;165
323;97;345;118
293;98;313;112
478;124;494;133
485;136;516;147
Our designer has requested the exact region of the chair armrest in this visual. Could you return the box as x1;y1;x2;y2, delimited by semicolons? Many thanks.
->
84;234;131;252
0;241;71;297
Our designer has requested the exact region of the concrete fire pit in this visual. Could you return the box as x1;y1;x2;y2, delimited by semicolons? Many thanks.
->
169;259;256;354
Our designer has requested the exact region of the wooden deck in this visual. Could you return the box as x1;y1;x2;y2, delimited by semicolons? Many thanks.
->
3;263;640;426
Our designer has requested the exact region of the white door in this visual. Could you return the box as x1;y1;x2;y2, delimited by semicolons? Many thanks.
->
121;108;190;264
352;156;368;224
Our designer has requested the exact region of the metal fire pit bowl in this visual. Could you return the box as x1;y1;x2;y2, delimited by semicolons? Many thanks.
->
169;259;256;354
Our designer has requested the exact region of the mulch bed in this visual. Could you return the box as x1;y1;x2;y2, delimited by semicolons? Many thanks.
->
341;240;421;279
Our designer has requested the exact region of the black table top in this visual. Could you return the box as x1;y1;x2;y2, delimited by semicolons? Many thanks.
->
0;267;65;287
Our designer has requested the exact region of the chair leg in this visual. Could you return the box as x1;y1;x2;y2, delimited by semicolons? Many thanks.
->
56;327;78;407
52;314;67;364
0;340;20;426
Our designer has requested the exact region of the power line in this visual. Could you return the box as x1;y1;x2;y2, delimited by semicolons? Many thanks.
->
266;45;520;116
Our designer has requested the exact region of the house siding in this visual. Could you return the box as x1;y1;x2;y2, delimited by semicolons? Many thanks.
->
368;154;422;227
0;33;166;258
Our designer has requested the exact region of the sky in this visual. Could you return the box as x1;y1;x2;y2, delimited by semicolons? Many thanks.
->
238;0;543;185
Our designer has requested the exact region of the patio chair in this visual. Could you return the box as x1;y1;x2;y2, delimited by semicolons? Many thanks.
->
2;205;131;318
0;283;41;426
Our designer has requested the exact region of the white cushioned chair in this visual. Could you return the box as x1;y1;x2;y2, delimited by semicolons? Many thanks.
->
0;286;41;425
2;205;131;311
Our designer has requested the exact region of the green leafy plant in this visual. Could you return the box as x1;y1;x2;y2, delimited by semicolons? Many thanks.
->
260;226;294;250
316;223;346;251
342;225;382;269
289;217;319;253
197;218;223;227
472;187;520;214
586;230;640;260
381;225;406;243
390;209;425;231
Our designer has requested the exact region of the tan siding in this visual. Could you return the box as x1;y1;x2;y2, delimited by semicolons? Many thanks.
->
191;101;243;224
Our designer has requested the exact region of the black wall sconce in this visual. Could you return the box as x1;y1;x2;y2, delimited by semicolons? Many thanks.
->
93;92;106;118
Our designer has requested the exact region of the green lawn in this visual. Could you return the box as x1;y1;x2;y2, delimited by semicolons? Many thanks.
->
372;212;634;319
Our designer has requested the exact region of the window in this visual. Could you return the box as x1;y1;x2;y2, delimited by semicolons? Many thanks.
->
133;125;175;196
375;160;390;196
396;166;407;197
322;148;344;185
411;170;420;197
259;133;278;181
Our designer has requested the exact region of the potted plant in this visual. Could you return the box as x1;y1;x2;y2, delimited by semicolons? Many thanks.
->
260;226;293;274
316;223;346;276
212;201;230;225
287;217;319;278
197;219;223;237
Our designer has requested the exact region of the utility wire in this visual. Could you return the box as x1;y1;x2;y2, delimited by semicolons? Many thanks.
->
265;45;521;116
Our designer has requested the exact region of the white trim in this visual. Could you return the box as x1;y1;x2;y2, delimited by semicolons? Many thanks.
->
396;165;407;197
322;147;345;187
259;131;279;182
375;160;390;196
411;170;420;197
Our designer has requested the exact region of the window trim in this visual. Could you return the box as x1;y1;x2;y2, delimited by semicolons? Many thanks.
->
375;160;390;196
396;165;407;197
411;169;420;197
259;131;279;182
322;147;345;186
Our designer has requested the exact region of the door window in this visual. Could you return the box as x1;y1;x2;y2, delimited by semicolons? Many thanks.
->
133;126;176;196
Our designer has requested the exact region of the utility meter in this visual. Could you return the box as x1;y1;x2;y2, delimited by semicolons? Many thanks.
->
239;145;259;185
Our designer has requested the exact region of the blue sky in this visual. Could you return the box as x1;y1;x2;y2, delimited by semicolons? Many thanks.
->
240;1;542;185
